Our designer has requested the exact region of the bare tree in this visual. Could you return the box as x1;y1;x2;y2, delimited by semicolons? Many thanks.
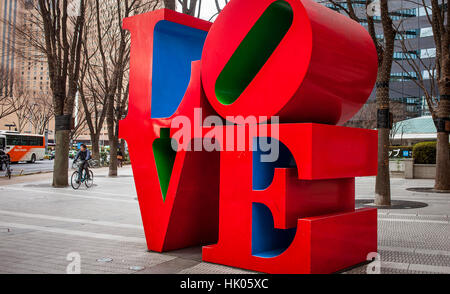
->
164;0;224;19
0;67;17;120
394;0;449;191
344;102;378;129
389;101;409;145
7;1;87;187
164;0;176;10
320;0;397;205
0;73;35;132
178;0;199;16
70;100;88;142
30;93;54;135
77;8;108;161
83;0;159;176
426;0;450;191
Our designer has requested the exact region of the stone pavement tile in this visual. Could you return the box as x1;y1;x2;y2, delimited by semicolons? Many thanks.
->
378;250;450;267
379;246;415;253
164;246;203;262
178;262;257;274
133;258;201;274
0;258;66;274
1;170;449;274
378;220;450;251
415;248;450;256
408;264;450;274
343;265;435;274
0;214;144;238
386;213;448;220
378;214;449;223
0;235;175;274
0;234;145;257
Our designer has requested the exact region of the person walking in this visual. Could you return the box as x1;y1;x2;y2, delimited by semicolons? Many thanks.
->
117;149;123;168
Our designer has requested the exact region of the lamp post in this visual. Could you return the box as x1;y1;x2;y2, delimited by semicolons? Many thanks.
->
44;120;49;151
4;123;16;131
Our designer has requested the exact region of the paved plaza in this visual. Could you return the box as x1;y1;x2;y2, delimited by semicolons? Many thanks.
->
0;167;449;274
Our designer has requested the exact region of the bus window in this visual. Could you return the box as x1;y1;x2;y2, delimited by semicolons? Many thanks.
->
0;138;5;150
6;135;20;146
6;135;44;146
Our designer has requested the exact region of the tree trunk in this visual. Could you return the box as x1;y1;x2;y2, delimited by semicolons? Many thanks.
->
375;74;392;206
52;130;70;187
120;139;125;155
163;0;176;10
107;94;118;177
91;134;100;161
435;132;449;191
108;133;118;176
435;85;450;191
373;0;394;206
375;127;391;205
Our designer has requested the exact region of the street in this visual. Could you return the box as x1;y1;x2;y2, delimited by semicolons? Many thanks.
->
1;159;74;177
0;168;449;274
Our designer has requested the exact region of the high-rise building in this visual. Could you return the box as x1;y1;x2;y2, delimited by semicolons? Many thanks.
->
318;0;438;120
0;0;20;95
0;0;54;138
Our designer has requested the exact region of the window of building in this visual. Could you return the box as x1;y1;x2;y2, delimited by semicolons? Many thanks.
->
421;48;436;59
420;27;433;37
422;69;436;79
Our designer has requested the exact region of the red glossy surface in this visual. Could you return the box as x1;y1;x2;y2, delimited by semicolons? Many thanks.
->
204;208;377;274
120;10;218;251
201;0;378;124
121;4;379;274
201;124;378;273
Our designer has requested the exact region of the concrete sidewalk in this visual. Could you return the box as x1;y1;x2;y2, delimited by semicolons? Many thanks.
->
0;167;449;274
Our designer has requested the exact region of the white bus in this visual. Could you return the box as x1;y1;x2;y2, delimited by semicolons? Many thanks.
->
0;131;45;163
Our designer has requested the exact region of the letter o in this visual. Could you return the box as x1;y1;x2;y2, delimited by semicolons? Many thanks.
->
201;0;378;124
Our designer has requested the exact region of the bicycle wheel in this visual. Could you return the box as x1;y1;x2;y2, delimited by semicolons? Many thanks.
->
85;170;94;188
71;171;81;190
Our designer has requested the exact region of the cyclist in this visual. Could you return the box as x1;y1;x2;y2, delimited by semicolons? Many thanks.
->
0;149;7;171
74;144;91;184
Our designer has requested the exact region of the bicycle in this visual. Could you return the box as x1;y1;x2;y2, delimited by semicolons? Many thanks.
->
71;160;94;189
0;155;11;179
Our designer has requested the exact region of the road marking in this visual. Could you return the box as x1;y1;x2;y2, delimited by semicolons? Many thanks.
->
0;210;142;230
75;189;137;198
1;186;137;204
0;221;146;244
14;186;137;199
